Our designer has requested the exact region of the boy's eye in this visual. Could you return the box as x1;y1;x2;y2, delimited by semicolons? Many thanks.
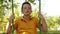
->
23;7;31;10
23;7;27;9
25;7;27;9
28;7;31;9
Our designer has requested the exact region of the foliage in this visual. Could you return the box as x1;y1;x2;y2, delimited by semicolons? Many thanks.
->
0;0;18;33
46;16;60;31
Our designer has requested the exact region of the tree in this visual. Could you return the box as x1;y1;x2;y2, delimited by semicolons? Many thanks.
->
0;0;18;33
46;16;60;31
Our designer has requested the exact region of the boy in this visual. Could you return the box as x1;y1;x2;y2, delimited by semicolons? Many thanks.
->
6;2;48;34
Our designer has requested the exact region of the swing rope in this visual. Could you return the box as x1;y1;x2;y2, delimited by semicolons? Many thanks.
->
12;0;14;34
39;0;42;34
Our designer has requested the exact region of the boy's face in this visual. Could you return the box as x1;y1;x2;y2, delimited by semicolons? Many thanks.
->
22;4;32;16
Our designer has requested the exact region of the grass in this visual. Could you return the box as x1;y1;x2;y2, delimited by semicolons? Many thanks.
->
37;30;60;34
0;31;60;34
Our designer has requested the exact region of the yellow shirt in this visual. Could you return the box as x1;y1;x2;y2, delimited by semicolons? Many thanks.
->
14;16;39;34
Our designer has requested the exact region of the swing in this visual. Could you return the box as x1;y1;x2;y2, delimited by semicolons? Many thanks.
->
11;0;41;34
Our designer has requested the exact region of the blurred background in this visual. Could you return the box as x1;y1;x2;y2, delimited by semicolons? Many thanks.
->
0;0;60;34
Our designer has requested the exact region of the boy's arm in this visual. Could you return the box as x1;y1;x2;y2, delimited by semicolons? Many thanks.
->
38;17;48;32
6;15;15;34
6;22;12;34
38;13;48;32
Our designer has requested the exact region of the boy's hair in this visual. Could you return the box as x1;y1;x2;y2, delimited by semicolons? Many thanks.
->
21;2;31;11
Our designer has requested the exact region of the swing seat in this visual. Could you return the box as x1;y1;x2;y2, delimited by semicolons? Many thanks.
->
20;32;31;34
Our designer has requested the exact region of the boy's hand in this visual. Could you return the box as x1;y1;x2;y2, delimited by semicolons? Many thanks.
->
9;14;15;23
38;12;44;19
